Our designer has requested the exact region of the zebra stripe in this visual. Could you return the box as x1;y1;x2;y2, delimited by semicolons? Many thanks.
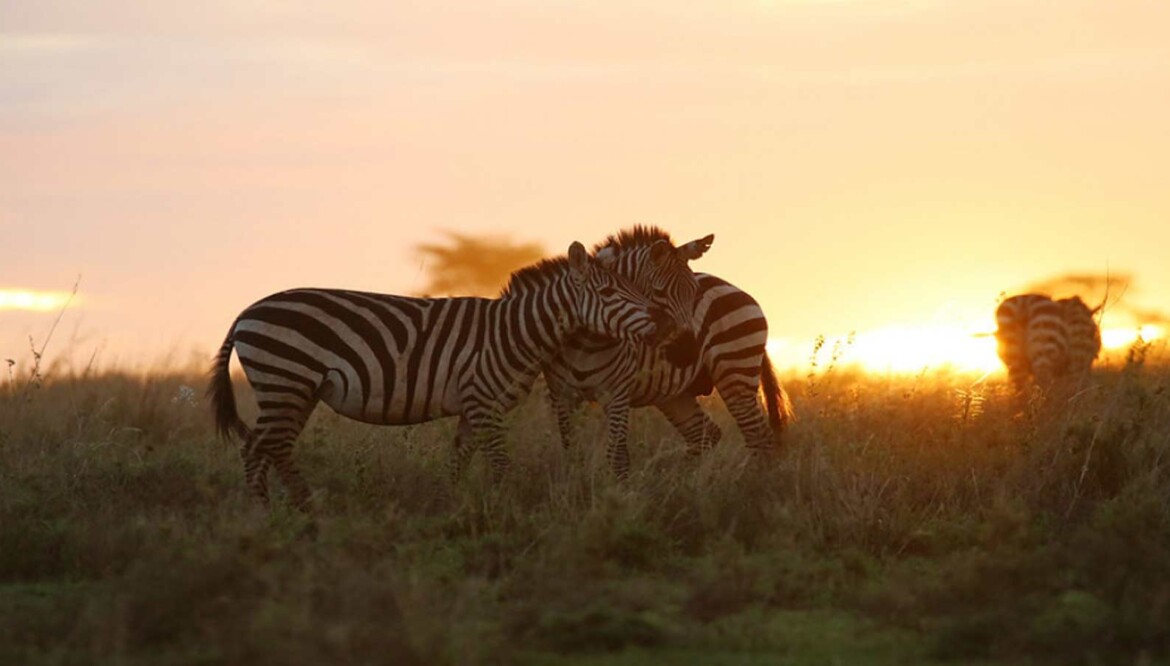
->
208;241;665;509
545;228;793;479
995;292;1101;392
1059;296;1102;379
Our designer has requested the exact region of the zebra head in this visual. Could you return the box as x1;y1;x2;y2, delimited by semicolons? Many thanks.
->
567;241;666;346
595;231;714;366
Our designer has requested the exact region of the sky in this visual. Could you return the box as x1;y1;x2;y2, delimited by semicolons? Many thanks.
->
3;0;1170;374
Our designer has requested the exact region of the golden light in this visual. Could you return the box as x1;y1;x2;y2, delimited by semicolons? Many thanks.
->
0;289;77;312
770;322;1167;376
1101;324;1164;350
771;324;1003;375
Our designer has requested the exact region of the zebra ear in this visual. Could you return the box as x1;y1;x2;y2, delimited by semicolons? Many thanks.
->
595;246;618;268
567;241;590;282
649;240;673;266
678;234;714;262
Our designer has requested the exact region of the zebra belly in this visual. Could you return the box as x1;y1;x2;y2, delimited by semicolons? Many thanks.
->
549;342;699;408
316;370;463;426
580;347;698;408
626;357;700;407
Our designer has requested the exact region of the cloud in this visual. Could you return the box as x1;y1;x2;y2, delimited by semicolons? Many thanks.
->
0;289;79;312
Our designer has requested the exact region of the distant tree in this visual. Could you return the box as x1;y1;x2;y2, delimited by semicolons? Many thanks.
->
414;231;547;297
1025;272;1131;305
1022;271;1170;327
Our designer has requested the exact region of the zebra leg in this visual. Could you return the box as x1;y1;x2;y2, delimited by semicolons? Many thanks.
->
449;414;510;483
249;399;318;511
547;387;582;449
448;416;478;483
269;441;313;511
248;430;314;510
474;415;511;483
244;430;313;511
240;429;271;507
721;388;776;454
602;394;634;480
655;395;722;455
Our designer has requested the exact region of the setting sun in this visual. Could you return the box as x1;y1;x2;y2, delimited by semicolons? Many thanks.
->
0;290;77;312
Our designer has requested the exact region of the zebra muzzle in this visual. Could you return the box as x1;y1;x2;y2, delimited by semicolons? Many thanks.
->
662;329;700;366
646;309;677;346
644;312;699;366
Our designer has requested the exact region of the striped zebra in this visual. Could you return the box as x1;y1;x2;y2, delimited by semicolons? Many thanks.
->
995;293;1102;392
544;227;794;478
207;241;671;509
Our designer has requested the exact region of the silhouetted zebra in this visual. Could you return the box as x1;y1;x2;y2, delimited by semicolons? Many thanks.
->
544;227;793;478
207;242;670;509
995;293;1101;392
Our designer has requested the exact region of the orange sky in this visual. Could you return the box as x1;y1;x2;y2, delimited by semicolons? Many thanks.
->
3;1;1170;373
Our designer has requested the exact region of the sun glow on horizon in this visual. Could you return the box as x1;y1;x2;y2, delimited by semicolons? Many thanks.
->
770;325;1002;375
0;289;77;312
1102;324;1164;349
769;323;1167;376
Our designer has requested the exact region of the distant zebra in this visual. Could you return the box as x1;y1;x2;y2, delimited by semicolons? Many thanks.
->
995;293;1102;392
207;242;670;509
544;227;794;478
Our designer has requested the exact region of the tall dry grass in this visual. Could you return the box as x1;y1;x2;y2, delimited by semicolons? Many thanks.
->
1;342;1168;664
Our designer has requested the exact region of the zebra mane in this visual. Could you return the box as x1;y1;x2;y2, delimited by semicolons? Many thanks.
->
499;256;571;297
591;225;674;255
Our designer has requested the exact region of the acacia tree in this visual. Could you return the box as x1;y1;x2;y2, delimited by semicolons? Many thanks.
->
1023;272;1170;327
414;231;547;297
1025;272;1131;306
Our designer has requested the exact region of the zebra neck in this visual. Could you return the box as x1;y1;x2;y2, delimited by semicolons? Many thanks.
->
566;329;623;351
488;278;575;368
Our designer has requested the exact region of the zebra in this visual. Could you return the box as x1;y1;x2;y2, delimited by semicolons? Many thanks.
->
995;293;1102;393
207;241;672;509
544;226;794;478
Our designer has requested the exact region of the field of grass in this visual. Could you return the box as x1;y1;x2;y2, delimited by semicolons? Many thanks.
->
2;344;1169;665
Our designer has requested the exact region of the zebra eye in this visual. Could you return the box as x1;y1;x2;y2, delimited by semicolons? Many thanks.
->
598;286;618;297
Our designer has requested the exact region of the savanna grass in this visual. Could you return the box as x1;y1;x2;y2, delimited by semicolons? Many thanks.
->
1;343;1168;665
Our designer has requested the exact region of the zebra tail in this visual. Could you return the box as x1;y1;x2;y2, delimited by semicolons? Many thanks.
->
760;352;795;440
206;331;251;442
